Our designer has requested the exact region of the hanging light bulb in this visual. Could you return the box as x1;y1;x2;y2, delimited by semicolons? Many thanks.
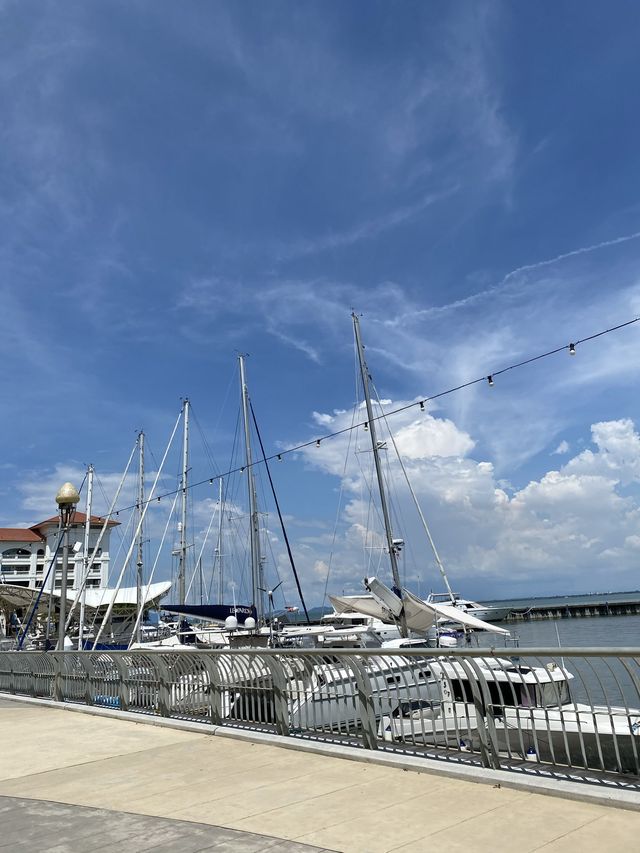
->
569;343;576;355
419;401;425;411
316;439;321;447
277;454;282;461
364;422;369;431
487;375;495;387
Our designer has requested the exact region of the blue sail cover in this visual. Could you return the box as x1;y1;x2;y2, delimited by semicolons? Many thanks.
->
162;603;257;624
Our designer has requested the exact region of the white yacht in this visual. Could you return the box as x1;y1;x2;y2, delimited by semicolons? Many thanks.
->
426;593;512;624
380;656;640;772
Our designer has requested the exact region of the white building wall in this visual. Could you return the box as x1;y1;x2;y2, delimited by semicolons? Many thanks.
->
1;523;112;592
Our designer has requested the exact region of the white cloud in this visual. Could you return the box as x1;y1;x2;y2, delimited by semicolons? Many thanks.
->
287;410;640;600
552;440;570;455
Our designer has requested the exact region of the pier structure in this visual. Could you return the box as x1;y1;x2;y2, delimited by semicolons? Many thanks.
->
504;593;640;621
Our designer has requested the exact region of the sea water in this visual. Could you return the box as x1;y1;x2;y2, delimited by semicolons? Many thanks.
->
477;612;640;650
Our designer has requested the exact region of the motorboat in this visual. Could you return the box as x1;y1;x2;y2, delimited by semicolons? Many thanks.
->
380;656;640;772
426;593;512;623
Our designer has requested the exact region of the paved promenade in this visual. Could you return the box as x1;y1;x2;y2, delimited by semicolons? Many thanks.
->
1;696;639;852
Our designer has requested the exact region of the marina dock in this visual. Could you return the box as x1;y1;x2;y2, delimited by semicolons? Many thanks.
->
1;695;639;852
488;592;640;621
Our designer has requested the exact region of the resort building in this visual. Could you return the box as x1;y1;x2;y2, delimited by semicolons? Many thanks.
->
0;513;118;592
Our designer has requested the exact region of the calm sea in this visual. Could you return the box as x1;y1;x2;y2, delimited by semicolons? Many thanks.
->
477;612;640;650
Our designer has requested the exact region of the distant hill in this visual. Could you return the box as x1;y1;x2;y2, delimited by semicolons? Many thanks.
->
275;605;332;624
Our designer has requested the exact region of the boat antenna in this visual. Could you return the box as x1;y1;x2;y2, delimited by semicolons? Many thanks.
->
352;312;408;638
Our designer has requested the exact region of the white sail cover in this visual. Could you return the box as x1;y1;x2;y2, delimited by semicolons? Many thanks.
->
328;594;392;622
401;588;510;636
329;591;436;632
328;581;509;636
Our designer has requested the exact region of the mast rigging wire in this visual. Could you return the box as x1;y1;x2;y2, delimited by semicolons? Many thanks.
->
250;401;311;623
110;315;640;516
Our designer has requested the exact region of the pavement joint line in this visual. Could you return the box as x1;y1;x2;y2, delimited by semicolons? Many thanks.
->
2;692;639;814
527;814;609;852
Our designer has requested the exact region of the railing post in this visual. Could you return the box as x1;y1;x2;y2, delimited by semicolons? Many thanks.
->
28;653;37;698
201;653;223;725
460;657;501;770
112;654;130;712
79;654;94;706
52;653;63;703
154;654;172;717
347;656;378;751
8;653;16;695
264;654;290;737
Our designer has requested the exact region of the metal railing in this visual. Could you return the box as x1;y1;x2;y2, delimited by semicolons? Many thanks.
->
1;647;638;781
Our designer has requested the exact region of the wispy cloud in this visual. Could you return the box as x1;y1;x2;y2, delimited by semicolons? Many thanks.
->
414;229;640;319
277;186;459;260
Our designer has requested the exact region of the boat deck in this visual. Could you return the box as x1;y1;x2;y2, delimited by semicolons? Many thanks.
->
1;696;639;852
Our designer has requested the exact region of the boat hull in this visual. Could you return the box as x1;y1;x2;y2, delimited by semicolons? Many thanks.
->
381;702;640;773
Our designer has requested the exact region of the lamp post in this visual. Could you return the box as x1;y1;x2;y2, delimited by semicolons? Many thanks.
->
55;482;79;651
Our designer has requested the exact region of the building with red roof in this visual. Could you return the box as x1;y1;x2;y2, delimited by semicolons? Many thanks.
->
0;512;119;593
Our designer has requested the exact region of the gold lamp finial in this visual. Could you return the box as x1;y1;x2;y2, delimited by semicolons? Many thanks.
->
55;482;80;508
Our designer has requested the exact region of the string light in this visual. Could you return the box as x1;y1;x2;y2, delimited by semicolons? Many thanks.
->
110;314;639;516
316;439;321;447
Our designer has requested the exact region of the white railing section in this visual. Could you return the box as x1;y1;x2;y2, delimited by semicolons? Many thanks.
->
0;647;638;779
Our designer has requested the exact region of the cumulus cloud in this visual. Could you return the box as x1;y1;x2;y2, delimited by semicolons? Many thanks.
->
552;440;570;455
289;408;640;600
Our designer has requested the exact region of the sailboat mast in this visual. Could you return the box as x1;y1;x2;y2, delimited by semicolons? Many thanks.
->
239;355;264;623
352;313;408;637
135;431;145;642
216;477;224;603
78;463;94;649
178;399;189;606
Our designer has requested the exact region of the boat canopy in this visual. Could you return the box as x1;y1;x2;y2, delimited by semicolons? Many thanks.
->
0;580;172;614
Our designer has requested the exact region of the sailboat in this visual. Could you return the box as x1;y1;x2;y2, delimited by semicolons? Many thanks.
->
321;313;510;646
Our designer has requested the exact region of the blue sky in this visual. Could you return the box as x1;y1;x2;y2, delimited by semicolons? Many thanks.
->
2;1;640;606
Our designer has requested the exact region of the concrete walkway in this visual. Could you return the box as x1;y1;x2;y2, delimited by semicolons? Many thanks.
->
1;697;639;852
